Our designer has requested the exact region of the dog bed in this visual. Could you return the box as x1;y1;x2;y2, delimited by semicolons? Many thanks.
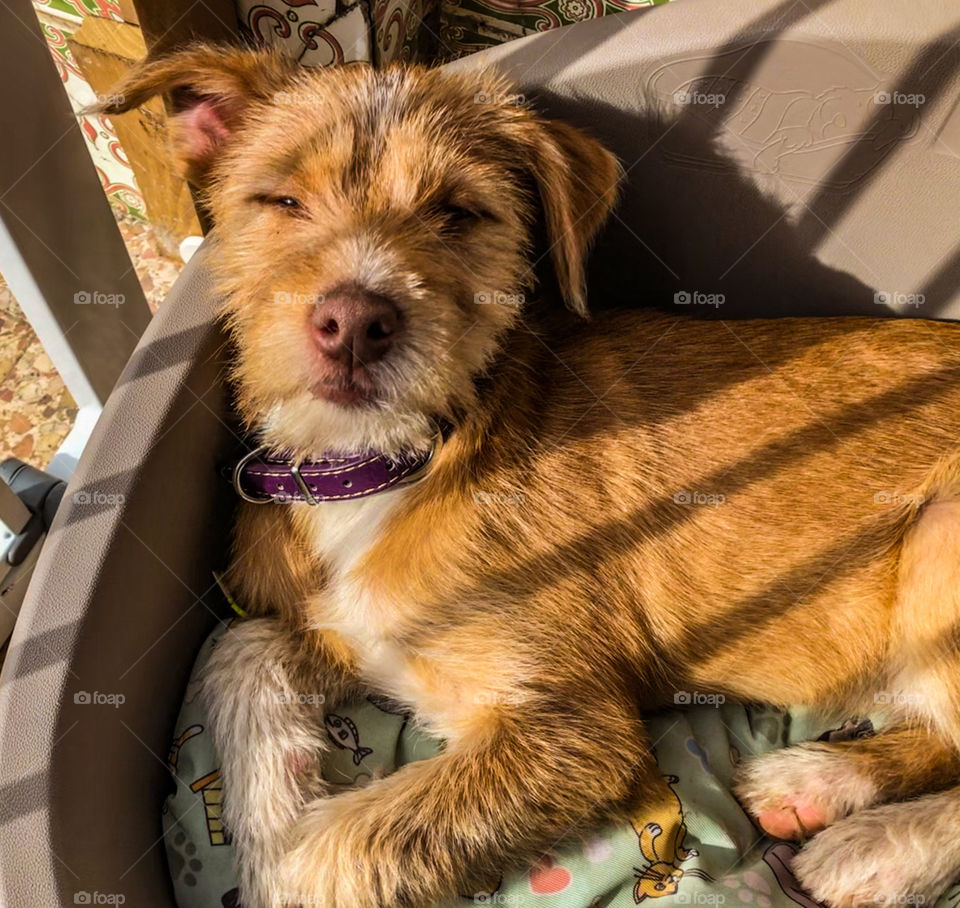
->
3;3;958;907
164;620;960;908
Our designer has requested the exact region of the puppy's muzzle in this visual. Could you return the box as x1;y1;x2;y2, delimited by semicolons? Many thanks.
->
312;283;401;368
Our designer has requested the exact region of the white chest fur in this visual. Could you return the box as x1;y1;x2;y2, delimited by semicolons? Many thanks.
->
303;489;520;741
304;487;415;694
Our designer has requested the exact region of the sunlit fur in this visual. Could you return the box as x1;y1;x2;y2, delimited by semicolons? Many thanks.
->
104;47;960;908
105;46;615;459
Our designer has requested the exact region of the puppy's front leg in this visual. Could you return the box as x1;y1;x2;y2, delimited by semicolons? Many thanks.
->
280;697;656;908
199;618;359;908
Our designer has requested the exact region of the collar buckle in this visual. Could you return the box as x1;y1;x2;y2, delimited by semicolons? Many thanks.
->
232;444;271;504
233;445;319;505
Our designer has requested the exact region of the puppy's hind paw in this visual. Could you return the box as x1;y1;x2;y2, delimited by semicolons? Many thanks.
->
792;801;959;908
733;744;876;841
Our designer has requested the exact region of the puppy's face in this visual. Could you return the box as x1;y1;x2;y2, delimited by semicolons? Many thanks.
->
105;48;620;456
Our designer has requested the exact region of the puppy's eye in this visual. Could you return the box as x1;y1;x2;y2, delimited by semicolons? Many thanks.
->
254;194;306;215
426;202;492;233
271;196;303;212
438;202;481;225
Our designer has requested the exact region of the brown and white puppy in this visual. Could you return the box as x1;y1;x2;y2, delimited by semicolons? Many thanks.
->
103;46;960;908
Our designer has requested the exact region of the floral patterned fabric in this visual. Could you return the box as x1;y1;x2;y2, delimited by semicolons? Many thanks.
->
36;0;124;20
437;0;668;62
237;0;439;65
35;6;147;220
236;0;672;66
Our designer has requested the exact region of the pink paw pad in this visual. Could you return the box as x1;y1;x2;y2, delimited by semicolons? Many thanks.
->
756;804;828;841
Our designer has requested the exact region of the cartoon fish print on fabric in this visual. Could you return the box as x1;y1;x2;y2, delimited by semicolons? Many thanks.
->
325;713;374;765
632;775;713;901
686;737;712;774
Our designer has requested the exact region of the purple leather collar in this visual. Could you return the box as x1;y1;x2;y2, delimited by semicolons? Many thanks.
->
231;432;442;504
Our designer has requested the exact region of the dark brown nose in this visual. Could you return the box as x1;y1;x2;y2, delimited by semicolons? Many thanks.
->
311;285;400;366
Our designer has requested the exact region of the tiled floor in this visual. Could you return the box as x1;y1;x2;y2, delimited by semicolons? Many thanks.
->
0;213;184;469
0;288;77;467
125;214;185;314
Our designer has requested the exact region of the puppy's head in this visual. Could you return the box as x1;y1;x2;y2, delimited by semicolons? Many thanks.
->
103;46;620;456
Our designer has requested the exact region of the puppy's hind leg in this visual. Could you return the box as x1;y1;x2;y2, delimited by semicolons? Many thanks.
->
792;784;960;907
737;492;960;864
886;493;960;753
198;618;339;908
782;492;960;905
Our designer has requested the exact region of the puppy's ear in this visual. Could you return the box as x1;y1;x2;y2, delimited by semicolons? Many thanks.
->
522;117;621;316
94;44;298;184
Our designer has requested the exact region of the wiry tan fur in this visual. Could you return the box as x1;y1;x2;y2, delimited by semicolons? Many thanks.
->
103;46;960;908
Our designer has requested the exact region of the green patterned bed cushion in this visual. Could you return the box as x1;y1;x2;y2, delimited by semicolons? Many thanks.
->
164;621;960;908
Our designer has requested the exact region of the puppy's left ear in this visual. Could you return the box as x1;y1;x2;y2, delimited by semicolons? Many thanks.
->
523;118;622;316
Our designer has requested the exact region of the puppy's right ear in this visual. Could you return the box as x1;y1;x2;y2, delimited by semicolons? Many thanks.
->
95;44;298;184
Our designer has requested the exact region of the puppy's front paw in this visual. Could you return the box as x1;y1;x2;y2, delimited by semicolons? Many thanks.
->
279;796;404;908
791;802;955;908
733;744;876;841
